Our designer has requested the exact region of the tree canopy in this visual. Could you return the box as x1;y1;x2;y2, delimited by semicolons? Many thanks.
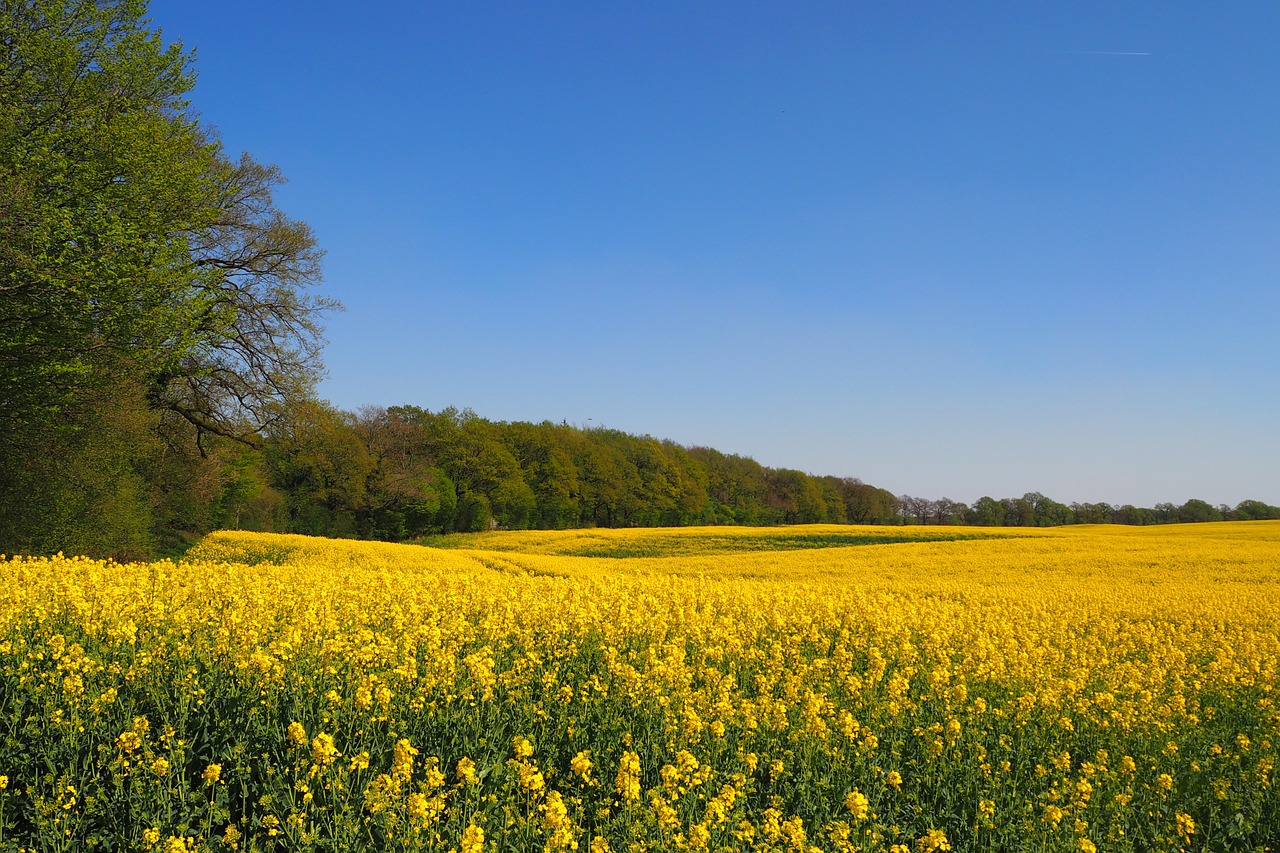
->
0;0;334;556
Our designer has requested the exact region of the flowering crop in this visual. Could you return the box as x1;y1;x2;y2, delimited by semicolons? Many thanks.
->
1;522;1278;850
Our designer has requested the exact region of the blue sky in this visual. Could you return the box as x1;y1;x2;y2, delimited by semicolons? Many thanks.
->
149;2;1280;507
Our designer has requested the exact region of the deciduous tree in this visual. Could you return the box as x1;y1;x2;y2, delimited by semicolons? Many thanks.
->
0;0;334;555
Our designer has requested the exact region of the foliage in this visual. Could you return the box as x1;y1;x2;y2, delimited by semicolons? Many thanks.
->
256;405;1277;542
0;0;333;558
256;407;910;538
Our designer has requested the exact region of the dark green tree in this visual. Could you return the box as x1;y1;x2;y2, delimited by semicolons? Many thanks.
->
930;498;968;526
351;406;457;538
765;470;826;524
1231;499;1280;520
263;399;370;537
817;477;849;524
1024;492;1072;526
687;447;769;525
1113;504;1154;525
504;421;581;529
967;496;1004;526
1177;499;1222;523
838;479;898;524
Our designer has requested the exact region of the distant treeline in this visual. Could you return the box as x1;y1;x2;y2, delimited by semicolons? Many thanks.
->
253;404;902;539
5;392;1278;560
894;492;1280;527
234;403;1280;542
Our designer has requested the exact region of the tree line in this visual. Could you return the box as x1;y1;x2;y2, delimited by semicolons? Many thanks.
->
894;492;1280;527
240;403;901;540
3;1;1276;560
240;406;1280;541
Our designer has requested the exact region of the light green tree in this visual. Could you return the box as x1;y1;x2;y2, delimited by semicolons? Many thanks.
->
0;0;334;556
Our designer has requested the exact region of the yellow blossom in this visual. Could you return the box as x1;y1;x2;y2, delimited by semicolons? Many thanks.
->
311;732;340;767
917;828;951;852
461;823;485;853
844;789;869;820
615;750;641;802
6;522;1280;853
392;738;418;783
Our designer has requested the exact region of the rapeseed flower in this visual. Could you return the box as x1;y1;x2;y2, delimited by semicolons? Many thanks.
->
4;522;1279;851
311;732;340;767
917;828;950;852
392;738;418;783
461;824;485;853
844;789;869;820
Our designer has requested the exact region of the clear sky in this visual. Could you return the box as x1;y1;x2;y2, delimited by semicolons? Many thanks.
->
148;1;1280;507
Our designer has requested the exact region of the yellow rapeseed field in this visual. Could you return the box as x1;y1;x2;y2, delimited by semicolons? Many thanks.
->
2;522;1278;851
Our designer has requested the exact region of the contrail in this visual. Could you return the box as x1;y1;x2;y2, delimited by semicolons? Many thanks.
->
1057;50;1152;56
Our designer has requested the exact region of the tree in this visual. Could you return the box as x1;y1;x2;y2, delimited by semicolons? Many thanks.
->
210;445;283;533
568;433;636;526
1232;499;1280;521
1177;499;1222;524
817;477;849;524
900;495;932;525
619;436;685;526
766;470;826;524
1024;492;1072;527
264;400;370;537
688;447;769;525
1113;504;1154;526
349;406;458;538
0;373;159;559
929;498;967;526
838;479;897;524
658;440;711;525
998;496;1033;526
503;421;581;529
1070;502;1113;525
151;151;332;446
0;1;334;555
2;0;212;429
967;497;1004;526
